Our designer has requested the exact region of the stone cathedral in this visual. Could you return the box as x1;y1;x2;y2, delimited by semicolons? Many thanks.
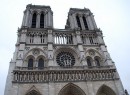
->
4;4;128;95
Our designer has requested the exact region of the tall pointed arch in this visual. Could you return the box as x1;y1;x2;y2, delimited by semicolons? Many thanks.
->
31;12;37;28
28;58;33;69
96;85;116;95
38;58;44;69
26;85;41;95
86;56;93;67
82;16;88;30
58;83;86;95
40;13;44;28
76;15;82;30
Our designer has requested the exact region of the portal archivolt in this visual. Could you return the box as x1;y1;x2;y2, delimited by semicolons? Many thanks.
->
96;85;116;95
59;83;86;95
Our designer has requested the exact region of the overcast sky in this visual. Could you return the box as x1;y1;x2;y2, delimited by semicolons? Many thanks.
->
0;0;130;95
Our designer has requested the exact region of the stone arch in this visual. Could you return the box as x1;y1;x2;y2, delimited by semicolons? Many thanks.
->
94;56;102;66
25;55;35;69
85;49;102;57
86;56;93;67
23;48;47;67
26;85;41;95
24;48;47;61
96;85;116;95
36;55;46;68
54;46;79;59
85;49;104;64
58;83;86;95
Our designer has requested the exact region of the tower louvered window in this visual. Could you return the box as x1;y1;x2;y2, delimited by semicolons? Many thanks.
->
31;13;37;28
40;13;44;28
76;15;82;30
82;16;88;30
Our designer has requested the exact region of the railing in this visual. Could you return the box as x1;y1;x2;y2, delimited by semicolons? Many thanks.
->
54;32;73;44
26;31;47;44
12;68;117;83
25;29;99;45
81;33;99;45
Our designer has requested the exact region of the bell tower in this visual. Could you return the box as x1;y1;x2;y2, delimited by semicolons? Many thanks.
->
22;4;53;28
4;4;128;95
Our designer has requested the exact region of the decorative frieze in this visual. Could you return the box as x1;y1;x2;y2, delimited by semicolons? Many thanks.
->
13;68;117;83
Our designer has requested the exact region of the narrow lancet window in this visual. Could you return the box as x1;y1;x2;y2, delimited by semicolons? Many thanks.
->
76;15;82;30
87;57;92;67
82;16;88;30
40;13;44;28
95;58;100;67
31;13;37;28
28;58;33;69
38;58;44;69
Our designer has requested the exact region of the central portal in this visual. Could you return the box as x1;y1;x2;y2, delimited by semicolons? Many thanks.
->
59;83;86;95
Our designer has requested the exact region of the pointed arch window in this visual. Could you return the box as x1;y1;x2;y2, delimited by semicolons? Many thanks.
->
82;16;88;30
95;57;100;67
38;58;44;69
86;57;92;67
76;15;82;30
40;13;44;28
28;58;33;69
31;13;37;28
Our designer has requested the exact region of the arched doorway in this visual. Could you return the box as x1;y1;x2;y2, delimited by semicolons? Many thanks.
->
96;85;116;95
59;83;86;95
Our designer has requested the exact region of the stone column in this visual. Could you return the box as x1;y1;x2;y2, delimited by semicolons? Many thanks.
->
97;31;104;45
76;31;87;65
28;13;32;28
72;14;78;28
22;11;26;27
90;14;97;29
47;11;51;27
16;29;27;67
47;29;54;66
50;11;53;27
36;13;40;28
86;15;94;30
25;10;29;27
69;14;74;29
44;12;48;28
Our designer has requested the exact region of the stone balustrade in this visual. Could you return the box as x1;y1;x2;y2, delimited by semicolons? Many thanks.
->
25;29;99;45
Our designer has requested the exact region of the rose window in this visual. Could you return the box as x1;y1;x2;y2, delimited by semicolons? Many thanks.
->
56;52;75;67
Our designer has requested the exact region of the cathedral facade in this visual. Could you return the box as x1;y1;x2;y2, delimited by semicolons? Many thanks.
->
4;4;126;95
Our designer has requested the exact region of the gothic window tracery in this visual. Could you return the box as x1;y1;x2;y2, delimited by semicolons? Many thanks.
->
56;52;75;67
31;13;37;28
